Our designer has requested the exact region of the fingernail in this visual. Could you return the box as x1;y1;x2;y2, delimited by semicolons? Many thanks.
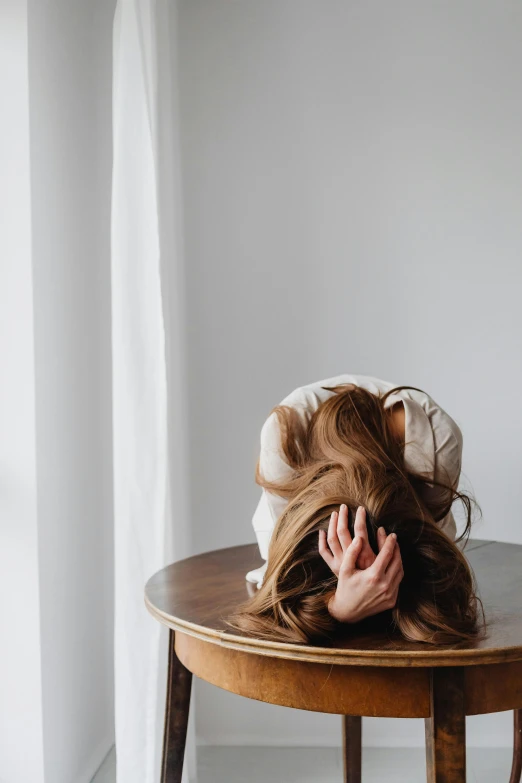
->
391;533;397;540
378;526;385;535
353;536;360;545
340;503;346;511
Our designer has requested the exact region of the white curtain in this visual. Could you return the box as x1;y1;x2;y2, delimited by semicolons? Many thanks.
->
111;1;197;781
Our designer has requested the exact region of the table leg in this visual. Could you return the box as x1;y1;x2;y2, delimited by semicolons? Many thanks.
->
161;630;193;783
342;715;362;783
425;668;466;783
510;709;522;783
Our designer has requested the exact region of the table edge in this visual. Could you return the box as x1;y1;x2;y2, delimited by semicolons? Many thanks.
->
144;595;522;668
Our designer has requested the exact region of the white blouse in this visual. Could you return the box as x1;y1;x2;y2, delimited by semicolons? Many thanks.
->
246;374;463;588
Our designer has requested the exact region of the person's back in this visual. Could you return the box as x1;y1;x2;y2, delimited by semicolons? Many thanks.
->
247;375;462;584
227;376;481;646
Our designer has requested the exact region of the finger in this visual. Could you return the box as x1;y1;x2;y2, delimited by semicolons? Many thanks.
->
318;529;335;569
327;511;343;560
371;532;397;576
339;536;362;577
385;542;403;582
385;541;402;576
377;526;387;551
353;506;369;543
336;504;352;551
385;584;400;611
389;565;404;595
389;572;403;604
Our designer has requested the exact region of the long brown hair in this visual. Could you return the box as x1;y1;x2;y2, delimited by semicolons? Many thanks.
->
226;384;483;646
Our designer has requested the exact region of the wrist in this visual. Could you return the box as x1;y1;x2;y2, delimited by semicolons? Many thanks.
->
326;592;341;621
327;593;361;625
327;593;351;624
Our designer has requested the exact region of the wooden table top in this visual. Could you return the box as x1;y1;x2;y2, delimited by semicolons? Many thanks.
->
145;539;522;667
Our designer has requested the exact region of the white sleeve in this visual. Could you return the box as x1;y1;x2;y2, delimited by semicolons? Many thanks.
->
250;410;295;561
251;489;285;560
249;375;374;565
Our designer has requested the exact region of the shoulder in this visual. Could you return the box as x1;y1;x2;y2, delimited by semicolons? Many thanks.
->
260;374;396;446
279;374;396;407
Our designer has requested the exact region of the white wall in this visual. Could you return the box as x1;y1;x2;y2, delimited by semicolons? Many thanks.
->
0;2;115;781
0;3;45;780
178;0;522;749
28;1;115;780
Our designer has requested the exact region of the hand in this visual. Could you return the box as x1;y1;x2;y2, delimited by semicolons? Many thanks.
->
318;504;383;576
322;532;404;624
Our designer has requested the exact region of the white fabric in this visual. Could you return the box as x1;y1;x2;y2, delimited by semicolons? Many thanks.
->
246;374;462;588
112;2;196;781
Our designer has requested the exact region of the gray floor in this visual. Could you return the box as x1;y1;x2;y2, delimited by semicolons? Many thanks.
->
93;745;515;782
91;747;116;783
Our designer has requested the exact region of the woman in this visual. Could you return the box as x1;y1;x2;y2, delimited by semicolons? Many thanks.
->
226;375;482;646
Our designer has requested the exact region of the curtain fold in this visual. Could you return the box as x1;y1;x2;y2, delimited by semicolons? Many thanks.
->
111;1;196;781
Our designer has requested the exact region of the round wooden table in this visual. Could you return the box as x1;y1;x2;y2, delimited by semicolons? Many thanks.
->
145;539;522;783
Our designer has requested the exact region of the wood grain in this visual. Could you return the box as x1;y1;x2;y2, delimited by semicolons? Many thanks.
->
425;668;466;782
145;539;522;668
465;660;522;715
174;631;430;717
161;631;192;783
342;715;362;782
510;709;522;783
150;540;522;782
